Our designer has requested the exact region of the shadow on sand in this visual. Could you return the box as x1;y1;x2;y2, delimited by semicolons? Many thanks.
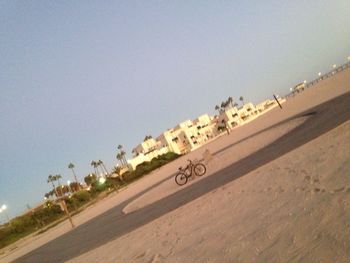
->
14;92;350;263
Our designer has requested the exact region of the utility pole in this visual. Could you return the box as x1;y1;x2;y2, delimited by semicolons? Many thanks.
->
273;94;283;109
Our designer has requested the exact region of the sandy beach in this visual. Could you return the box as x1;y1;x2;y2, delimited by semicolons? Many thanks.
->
2;67;350;263
70;118;350;263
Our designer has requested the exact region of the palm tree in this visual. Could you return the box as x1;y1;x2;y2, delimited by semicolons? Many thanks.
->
91;160;100;176
215;105;220;114
221;100;231;111
45;190;55;200
117;144;128;166
47;175;58;197
144;135;152;141
116;153;123;166
112;166;125;183
84;173;96;186
49;190;56;198
69;182;80;192
220;101;226;110
120;150;127;165
97;159;109;176
47;174;55;188
112;166;121;176
55;174;62;187
228;97;233;107
68;163;80;188
239;96;244;106
44;192;50;199
61;185;69;195
53;174;63;196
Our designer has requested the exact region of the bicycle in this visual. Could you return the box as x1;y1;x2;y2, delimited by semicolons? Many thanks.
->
175;159;207;186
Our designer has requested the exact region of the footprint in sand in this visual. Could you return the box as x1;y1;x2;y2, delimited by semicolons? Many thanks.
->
131;250;163;263
149;254;163;263
132;251;147;262
259;186;285;195
309;183;349;195
330;187;345;194
222;247;232;254
312;188;321;194
304;175;311;182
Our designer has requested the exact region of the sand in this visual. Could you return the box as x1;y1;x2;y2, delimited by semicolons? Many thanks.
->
122;115;309;215
1;67;350;262
68;119;350;263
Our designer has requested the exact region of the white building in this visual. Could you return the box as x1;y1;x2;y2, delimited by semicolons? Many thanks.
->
127;114;217;170
127;97;291;170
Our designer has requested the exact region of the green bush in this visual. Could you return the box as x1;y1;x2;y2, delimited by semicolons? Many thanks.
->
0;152;181;249
162;152;180;160
72;190;91;203
123;152;180;184
121;171;135;182
31;204;62;226
10;216;35;234
0;226;11;241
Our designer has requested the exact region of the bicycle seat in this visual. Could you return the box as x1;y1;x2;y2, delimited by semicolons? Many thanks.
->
178;166;183;170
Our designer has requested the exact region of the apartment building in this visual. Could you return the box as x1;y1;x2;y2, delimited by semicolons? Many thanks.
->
127;114;217;170
127;99;286;170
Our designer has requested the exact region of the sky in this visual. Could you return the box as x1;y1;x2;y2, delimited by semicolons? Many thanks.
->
0;0;350;221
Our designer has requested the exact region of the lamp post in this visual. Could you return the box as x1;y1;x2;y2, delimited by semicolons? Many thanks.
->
99;177;106;184
331;64;337;75
0;204;10;222
67;180;72;194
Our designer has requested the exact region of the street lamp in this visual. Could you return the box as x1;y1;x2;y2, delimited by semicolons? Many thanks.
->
67;180;72;193
0;204;10;222
99;177;106;184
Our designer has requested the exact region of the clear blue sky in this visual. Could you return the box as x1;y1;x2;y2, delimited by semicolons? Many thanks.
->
1;1;349;220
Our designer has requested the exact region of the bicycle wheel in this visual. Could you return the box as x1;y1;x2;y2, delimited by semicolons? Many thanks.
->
175;172;188;186
194;163;206;176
